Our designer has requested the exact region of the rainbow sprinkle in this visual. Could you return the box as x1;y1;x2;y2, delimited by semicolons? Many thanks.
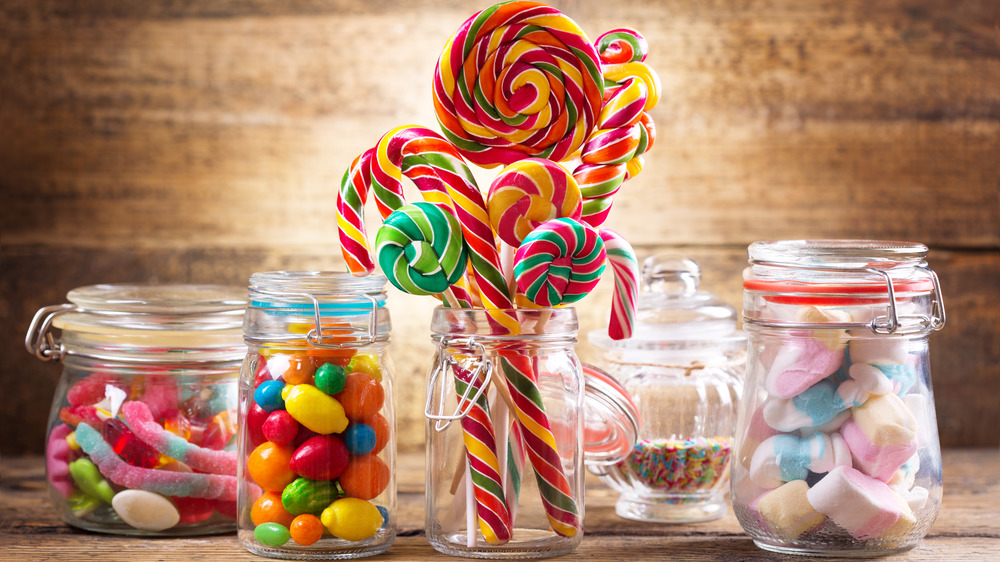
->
620;436;733;503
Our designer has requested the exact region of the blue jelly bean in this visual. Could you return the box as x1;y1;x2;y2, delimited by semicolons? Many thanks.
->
377;505;389;529
254;380;286;412
343;423;376;455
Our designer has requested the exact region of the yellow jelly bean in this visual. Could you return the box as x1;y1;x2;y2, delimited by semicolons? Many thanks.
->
348;354;383;382
320;497;383;541
283;384;348;435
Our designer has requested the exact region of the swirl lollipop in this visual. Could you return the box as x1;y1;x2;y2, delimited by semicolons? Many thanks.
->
487;158;582;248
375;202;469;296
513;217;606;307
433;0;604;168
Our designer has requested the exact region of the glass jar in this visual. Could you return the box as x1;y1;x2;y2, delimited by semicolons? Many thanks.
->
732;240;945;557
237;272;395;559
589;254;746;523
26;284;247;535
424;307;638;559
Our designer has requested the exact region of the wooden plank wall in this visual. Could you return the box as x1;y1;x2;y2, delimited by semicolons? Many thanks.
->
2;0;998;454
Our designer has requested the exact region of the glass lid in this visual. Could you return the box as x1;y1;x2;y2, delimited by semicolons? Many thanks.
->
589;254;744;352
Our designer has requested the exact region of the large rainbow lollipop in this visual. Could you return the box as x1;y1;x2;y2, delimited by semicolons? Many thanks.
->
433;0;604;168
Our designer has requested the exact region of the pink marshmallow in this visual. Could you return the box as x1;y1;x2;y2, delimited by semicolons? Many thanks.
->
739;406;780;469
806;466;916;541
765;337;844;399
842;393;918;482
139;382;179;421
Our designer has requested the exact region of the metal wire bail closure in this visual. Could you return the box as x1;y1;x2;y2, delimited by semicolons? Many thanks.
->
251;287;384;348
424;336;494;432
24;304;76;361
746;259;946;335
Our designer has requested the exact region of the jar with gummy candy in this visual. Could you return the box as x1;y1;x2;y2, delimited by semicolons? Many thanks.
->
588;254;746;523
237;272;395;559
733;240;945;557
424;307;638;559
27;284;247;535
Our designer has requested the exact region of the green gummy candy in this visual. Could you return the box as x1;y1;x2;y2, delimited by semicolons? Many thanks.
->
68;458;114;503
67;490;102;517
254;522;290;546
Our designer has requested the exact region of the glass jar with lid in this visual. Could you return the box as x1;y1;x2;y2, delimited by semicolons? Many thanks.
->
26;283;247;535
237;271;395;559
732;240;945;557
588;254;746;523
423;306;638;559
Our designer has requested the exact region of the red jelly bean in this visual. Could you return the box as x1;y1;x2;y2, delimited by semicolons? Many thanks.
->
254;354;273;387
263;410;300;446
335;373;385;421
290;435;349;481
102;418;160;468
246;402;270;448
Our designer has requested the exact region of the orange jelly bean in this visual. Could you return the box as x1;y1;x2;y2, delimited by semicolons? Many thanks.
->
248;441;296;492
289;513;325;546
282;356;316;386
336;373;385;421
251;490;295;527
366;413;391;455
338;454;389;500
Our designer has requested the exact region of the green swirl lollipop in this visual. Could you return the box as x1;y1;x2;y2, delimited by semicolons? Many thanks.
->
375;202;469;296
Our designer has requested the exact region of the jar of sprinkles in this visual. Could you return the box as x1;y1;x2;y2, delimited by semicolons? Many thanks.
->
27;283;247;535
588;255;746;522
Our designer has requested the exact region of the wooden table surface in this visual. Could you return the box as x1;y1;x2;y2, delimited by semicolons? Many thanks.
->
2;449;997;561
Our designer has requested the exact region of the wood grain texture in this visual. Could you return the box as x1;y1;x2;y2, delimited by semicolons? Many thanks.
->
1;450;997;560
1;0;998;454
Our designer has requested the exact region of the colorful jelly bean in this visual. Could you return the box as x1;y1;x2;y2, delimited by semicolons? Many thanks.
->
246;402;270;448
337;454;389;500
290;435;349;481
320;497;383;541
280;477;342;516
335;373;384;421
314;363;347;395
255;380;286;412
262;410;300;446
255;522;291;546
289;513;325;546
282;356;316;386
348;354;383;382
248;442;297;492
367;413;390;455
282;384;349;435
112;489;181;531
342;423;376;456
252;490;295;527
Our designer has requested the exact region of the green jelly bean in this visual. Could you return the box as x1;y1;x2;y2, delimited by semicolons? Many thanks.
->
314;363;347;396
281;384;348;435
254;522;291;546
67;490;102;517
68;458;114;503
282;477;342;516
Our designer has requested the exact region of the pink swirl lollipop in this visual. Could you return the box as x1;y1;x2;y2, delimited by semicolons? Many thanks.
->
433;1;604;168
513;217;606;307
487;159;582;248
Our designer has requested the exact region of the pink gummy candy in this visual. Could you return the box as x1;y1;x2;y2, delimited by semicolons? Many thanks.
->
45;424;75;498
73;422;237;501
139;383;179;421
765;337;844;399
121;400;237;476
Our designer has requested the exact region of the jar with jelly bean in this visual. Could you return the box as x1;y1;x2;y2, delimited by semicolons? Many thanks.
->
588;254;746;523
732;240;946;557
424;307;638;559
27;283;247;535
237;272;395;559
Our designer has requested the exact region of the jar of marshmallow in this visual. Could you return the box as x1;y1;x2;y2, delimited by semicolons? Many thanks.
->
732;240;946;557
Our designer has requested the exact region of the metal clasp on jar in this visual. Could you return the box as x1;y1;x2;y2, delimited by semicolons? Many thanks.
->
424;336;494;432
24;304;76;361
